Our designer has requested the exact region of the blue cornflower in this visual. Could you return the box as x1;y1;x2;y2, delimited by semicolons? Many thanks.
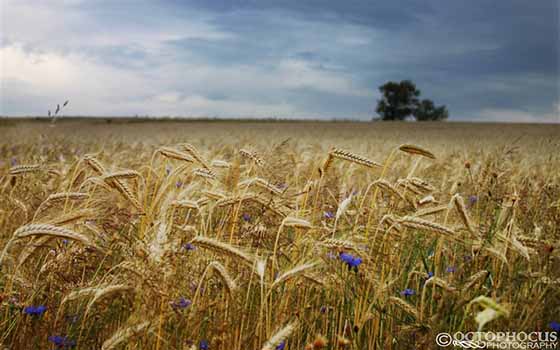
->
199;339;209;350
183;243;196;251
400;289;415;297
446;266;456;273
339;252;362;271
24;305;47;316
242;213;251;222
171;297;192;310
324;211;334;219
276;341;286;350
549;321;560;332
48;335;76;349
427;271;434;278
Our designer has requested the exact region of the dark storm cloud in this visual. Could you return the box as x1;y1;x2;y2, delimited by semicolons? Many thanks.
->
1;0;558;121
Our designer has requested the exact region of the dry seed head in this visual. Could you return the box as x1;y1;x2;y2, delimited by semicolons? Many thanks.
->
240;148;266;167
156;147;194;163
180;143;212;170
101;321;151;350
373;179;406;201
211;159;231;168
398;144;436;159
330;148;381;168
208;261;237;295
83;155;107;174
282;217;312;229
452;194;476;233
399;216;457;238
388;296;420;320
9;164;41;175
261;320;298;350
271;261;321;289
190;236;254;267
238;177;283;195
102;170;141;181
320;238;356;251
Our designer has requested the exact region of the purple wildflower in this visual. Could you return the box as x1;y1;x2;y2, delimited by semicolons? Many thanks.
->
468;195;478;207
400;289;415;297
176;181;183;188
339;252;362;271
183;243;196;251
171;297;192;310
276;341;286;350
24;305;47;316
549;321;560;332
242;213;251;222
320;306;327;314
446;266;456;273
324;211;334;219
48;335;76;349
199;339;209;350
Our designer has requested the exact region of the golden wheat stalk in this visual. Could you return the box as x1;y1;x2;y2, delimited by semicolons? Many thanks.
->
271;261;321;289
190;236;254;266
320;238;356;251
372;179;406;201
208;261;237;295
34;192;90;218
399;216;457;238
452;194;476;233
14;224;97;247
211;159;231;168
171;199;200;210
180;143;212;170
156;147;194;163
238;178;283;195
330;148;381;168
261;320;299;350
102;170;142;181
415;205;447;217
240;148;266;167
398;144;436;159
9;164;41;175
281;216;312;229
388;296;420;320
193;167;216;179
83;155;107;174
101;321;151;350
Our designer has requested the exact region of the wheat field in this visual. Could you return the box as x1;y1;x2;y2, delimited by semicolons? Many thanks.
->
0;120;559;349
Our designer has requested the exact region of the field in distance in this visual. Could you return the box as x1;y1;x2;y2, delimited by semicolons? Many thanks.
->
0;120;559;349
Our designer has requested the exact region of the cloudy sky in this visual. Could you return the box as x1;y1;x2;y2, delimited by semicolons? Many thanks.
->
1;0;558;122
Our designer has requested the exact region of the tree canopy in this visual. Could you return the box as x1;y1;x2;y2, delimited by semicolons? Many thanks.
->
375;80;448;121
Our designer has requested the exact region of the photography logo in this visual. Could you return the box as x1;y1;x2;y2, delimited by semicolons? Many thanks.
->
435;331;558;349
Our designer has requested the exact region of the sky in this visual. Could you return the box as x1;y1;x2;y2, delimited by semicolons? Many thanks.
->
1;0;559;122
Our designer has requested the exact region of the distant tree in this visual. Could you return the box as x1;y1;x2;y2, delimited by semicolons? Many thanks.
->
413;99;449;121
375;80;420;121
375;80;448;121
